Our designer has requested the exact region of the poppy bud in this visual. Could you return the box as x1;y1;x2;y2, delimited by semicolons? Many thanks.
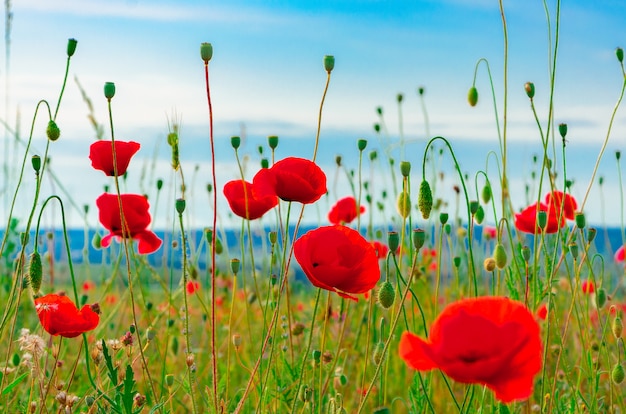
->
418;180;433;219
165;374;175;387
397;93;403;103
568;243;579;260
613;317;623;338
372;342;385;365
467;86;478;107
493;243;507;269
453;256;461;268
396;191;411;218
156;179;163;191
268;135;279;149
335;155;342;166
481;184;491;204
92;232;102;249
230;258;240;275
215;238;223;255
230;136;241;149
334;373;348;389
617;151;622;161
373;123;381;133
377;281;395;309
29;252;43;295
522;246;531;262
444;223;451;235
31;155;41;173
612;364;625;384
200;42;213;63
524;82;535;99
400;161;411;177
412;229;426;250
268;231;277;245
617;47;624;63
469;200;479;215
260;158;269;169
558;123;567;139
324;55;335;72
376;106;383;115
537;211;548;230
587;228;597;243
104;82;116;100
387;232;399;253
483;257;496;272
175;198;186;214
417;86;425;96
474;206;485;224
369;150;378;161
357;139;367;151
575;213;585;229
46;120;60;141
596;288;607;309
66;38;78;57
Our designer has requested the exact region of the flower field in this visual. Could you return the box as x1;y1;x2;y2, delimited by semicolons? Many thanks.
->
1;4;626;414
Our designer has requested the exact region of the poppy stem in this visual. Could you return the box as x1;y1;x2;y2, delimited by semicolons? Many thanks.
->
312;71;331;163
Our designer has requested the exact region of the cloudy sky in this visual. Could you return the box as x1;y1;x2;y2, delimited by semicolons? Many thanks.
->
1;0;625;230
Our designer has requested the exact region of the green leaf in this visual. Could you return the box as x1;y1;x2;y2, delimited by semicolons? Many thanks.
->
102;339;119;387
2;372;28;395
122;365;137;414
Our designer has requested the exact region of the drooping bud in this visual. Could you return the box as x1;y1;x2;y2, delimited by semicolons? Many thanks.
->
467;86;478;107
596;288;607;309
377;281;395;309
524;82;535;99
396;191;411;218
418;180;433;219
493;243;507;270
104;82;116;100
474;206;485;224
324;55;335;72
28;252;43;295
481;184;492;204
200;42;213;63
46;120;60;141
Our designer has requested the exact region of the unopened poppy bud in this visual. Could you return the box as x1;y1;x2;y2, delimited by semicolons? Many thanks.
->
377;281;395;309
474;206;485;224
373;123;381;133
537;211;548;230
92;233;102;249
469;200;479;215
230;136;241;149
483;257;496;272
396;191;411;218
493;243;507;269
481;184;491;204
369;150;377;161
324;55;335;72
334;373;348;389
467;86;478;107
568;243;579;260
230;258;240;275
617;151;622;161
613;317;623;338
387;232;399;253
616;47;624;63
200;42;213;63
522;246;531;262
444;223;451;235
397;93;403;103
575;213;585;229
524;82;535;99
104;82;116;100
165;374;174;387
267;135;279;149
215;238;223;254
260;158;269;169
372;342;385;365
31;155;41;172
587;228;597;243
412;228;426;250
453;256;461;268
268;231;277;245
400;161;411;177
612;364;625;384
175;198;186;214
46;120;60;141
596;288;607;309
156;179;163;191
558;123;567;139
417;86;425;96
376;106;383;115
357;139;367;151
418;180;433;219
29;252;43;295
66;38;77;57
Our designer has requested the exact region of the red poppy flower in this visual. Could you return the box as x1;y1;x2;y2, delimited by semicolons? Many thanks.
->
545;191;577;221
223;179;278;220
294;225;380;301
89;140;140;177
253;157;327;204
536;303;548;321
328;196;365;225
34;294;100;338
615;245;625;263
82;281;96;293
399;296;542;403
186;280;200;295
514;202;564;234
483;226;498;240
581;280;595;294
371;240;389;260
96;193;162;254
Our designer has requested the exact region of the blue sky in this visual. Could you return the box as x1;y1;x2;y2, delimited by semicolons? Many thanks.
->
2;0;626;229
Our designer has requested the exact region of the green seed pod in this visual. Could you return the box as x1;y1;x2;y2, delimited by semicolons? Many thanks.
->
521;246;531;262
156;179;164;191
46;120;60;141
215;238;223;255
575;213;585;229
66;38;78;57
481;184;492;204
357;139;367;151
412;229;426;251
612;364;625;384
377;281;395;309
596;288;607;309
324;55;335;72
260;158;269;169
616;47;624;63
469;200;479;215
613;316;623;338
558;123;568;139
439;212;449;225
474;206;485;224
175;198;186;214
493;243;507;270
165;374;175;388
524;82;535;99
268;135;279;149
418;180;433;219
31;155;41;173
400;161;411;177
104;82;116;99
397;93;403;103
467;86;478;107
453;256;461;268
200;42;213;63
568;243;579;260
587;228;597;243
372;342;385;365
230;258;240;275
396;191;411;218
537;211;548;230
28;252;43;295
230;136;241;149
387;232;399;253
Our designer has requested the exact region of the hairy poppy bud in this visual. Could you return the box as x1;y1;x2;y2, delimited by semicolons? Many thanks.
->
377;281;395;309
200;42;213;63
46;120;60;141
467;86;478;107
396;191;411;218
494;243;507;269
418;180;433;219
29;252;43;295
483;257;496;272
613;316;623;338
324;55;335;72
66;38;78;57
612;364;625;384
